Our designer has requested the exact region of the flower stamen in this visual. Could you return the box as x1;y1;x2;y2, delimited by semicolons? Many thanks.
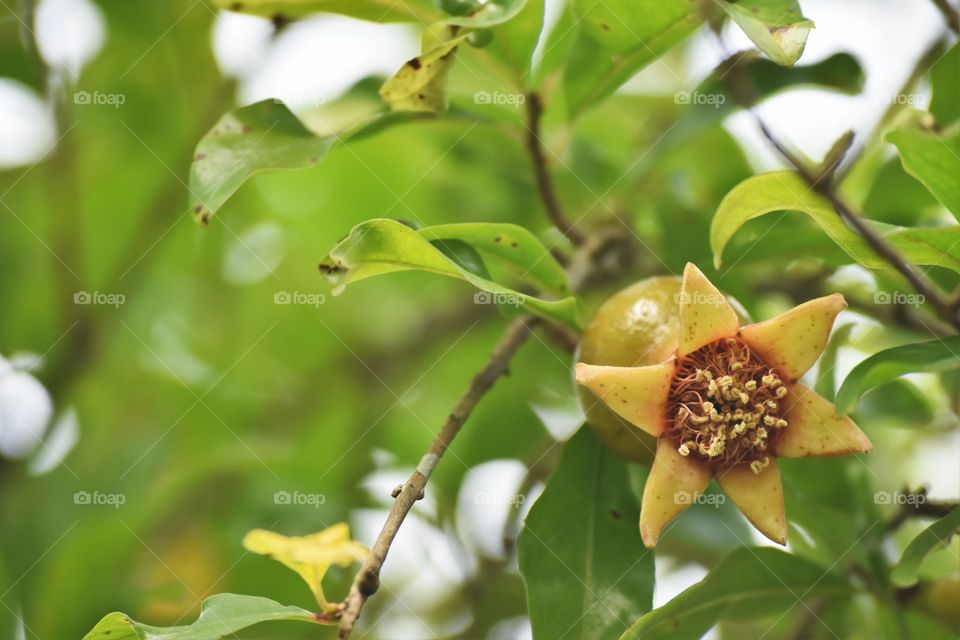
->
667;337;788;472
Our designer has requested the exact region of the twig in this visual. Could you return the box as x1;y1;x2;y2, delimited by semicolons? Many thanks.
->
337;317;539;638
931;0;960;34
838;36;946;180
885;488;959;531
524;92;586;246
718;45;960;332
754;117;959;331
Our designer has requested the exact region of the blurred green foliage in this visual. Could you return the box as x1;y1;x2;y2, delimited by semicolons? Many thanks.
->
1;1;958;639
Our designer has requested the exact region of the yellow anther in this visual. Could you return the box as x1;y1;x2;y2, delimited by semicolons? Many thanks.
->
750;456;771;474
776;386;788;398
745;380;757;391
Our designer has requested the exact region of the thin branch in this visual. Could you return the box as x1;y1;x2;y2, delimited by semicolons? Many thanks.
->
718;46;960;332
337;317;539;638
754;117;959;331
839;36;946;180
524;92;586;246
931;0;960;34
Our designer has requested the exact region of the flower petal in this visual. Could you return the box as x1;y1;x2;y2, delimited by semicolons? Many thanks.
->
740;294;846;380
776;382;872;458
640;438;711;547
575;361;675;437
678;263;740;356
715;460;787;545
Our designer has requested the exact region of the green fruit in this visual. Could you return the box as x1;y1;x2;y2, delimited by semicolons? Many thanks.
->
913;578;960;632
576;277;682;464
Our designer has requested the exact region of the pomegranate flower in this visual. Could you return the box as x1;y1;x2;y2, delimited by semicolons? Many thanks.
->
576;263;872;547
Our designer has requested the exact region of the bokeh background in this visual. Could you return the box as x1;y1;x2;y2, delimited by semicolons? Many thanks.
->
0;0;957;638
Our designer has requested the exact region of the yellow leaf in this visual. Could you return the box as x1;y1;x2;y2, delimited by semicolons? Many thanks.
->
242;523;368;614
379;29;470;113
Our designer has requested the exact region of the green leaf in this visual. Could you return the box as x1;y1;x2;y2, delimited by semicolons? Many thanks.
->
711;171;960;273
484;0;544;76
82;594;319;639
319;219;581;329
834;338;960;415
562;0;702;117
189;100;335;224
930;43;959;126
887;118;960;221
891;508;960;588
212;0;439;23
419;223;570;297
519;427;654;640
619;548;846;640
718;0;814;67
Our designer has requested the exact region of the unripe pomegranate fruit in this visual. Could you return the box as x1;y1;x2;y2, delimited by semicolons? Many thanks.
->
576;277;682;465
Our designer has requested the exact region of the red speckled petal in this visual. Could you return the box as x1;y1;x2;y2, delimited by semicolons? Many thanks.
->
575;361;675;437
740;294;847;380
640;438;711;547
678;263;740;357
776;383;872;458
715;460;787;545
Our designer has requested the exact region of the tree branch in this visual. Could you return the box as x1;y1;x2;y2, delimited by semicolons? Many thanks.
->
337;317;539;638
753;117;959;331
524;92;586;246
931;0;960;35
718;46;960;332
